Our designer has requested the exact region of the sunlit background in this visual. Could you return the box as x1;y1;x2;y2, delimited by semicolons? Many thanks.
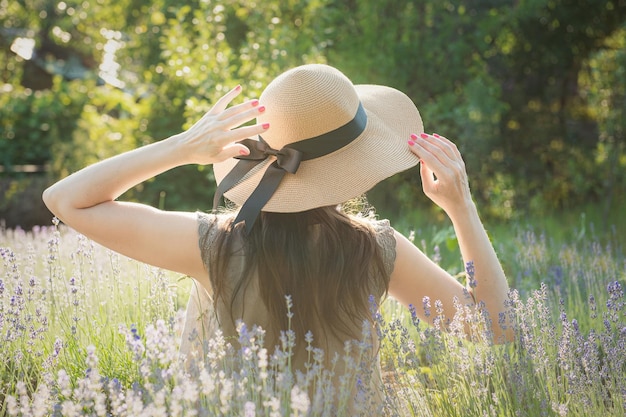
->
1;0;625;233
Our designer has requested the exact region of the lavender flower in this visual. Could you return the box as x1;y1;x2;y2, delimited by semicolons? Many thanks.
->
422;296;431;318
466;260;477;288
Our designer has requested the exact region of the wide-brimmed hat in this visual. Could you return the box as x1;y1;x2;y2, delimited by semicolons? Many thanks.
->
213;64;423;232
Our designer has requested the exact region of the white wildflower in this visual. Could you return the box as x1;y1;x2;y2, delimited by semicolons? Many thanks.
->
169;385;183;417
107;380;126;415
125;389;146;417
244;401;256;417
290;385;310;415
263;396;281;417
57;369;72;398
219;375;233;414
31;383;51;417
258;348;268;380
182;380;199;403
5;395;18;416
94;392;107;417
199;368;216;395
61;400;80;417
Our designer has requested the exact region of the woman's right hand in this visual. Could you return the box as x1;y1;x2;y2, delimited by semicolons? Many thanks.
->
175;86;269;165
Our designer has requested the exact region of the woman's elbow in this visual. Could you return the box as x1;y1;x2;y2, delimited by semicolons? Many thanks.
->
42;185;65;221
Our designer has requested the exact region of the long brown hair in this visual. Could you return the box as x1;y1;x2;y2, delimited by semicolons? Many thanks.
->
208;205;389;350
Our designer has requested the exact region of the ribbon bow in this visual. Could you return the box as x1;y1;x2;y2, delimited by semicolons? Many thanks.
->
245;138;303;174
213;137;303;233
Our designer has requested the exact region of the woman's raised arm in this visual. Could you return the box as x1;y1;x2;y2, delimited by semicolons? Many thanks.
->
388;133;513;343
42;86;267;281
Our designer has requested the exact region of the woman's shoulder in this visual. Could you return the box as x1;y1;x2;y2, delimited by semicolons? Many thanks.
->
350;215;397;270
197;210;235;227
196;211;234;252
365;217;395;248
370;218;396;255
350;214;394;238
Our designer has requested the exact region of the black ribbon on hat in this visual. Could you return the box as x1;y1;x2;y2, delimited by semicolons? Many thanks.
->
213;102;367;234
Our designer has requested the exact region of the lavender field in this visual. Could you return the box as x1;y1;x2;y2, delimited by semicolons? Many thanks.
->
0;221;624;416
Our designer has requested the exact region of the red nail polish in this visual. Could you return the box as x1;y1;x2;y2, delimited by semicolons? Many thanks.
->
433;133;440;138
258;106;266;112
235;85;242;91
251;99;259;106
408;140;416;146
420;133;429;139
410;133;418;140
262;123;270;129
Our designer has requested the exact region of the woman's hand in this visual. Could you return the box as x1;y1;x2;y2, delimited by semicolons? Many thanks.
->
408;133;473;218
176;85;269;165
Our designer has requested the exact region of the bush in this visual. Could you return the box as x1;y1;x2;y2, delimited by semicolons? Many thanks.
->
0;76;87;167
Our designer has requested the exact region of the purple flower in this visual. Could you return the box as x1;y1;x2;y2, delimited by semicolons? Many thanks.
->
130;324;141;341
549;265;563;286
422;296;431;318
466;261;477;288
589;295;597;319
408;303;420;328
498;312;507;330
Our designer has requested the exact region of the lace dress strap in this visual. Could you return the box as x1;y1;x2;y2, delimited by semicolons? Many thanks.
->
196;212;221;271
372;219;397;278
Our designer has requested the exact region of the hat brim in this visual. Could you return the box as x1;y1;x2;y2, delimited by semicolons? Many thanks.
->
213;84;423;213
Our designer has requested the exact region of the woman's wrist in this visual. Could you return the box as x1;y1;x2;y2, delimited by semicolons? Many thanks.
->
162;133;199;166
446;197;478;223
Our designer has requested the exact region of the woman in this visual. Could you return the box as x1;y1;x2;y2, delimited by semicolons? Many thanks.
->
43;64;511;410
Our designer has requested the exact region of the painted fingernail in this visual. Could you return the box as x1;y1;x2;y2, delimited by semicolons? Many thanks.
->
420;133;429;139
251;99;259;106
408;140;416;146
239;149;249;155
433;133;440;138
258;105;266;112
262;123;270;129
410;133;418;140
235;85;242;91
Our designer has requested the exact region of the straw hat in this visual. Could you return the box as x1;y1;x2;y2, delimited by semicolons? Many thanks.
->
213;64;423;229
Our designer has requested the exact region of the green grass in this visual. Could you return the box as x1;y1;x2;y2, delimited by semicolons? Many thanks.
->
0;206;625;416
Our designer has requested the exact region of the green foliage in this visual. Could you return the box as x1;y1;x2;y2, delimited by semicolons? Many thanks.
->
51;82;152;177
580;27;626;217
0;76;87;167
1;0;626;225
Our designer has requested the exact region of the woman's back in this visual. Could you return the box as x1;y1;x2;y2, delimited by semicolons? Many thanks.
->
180;209;396;408
182;209;395;354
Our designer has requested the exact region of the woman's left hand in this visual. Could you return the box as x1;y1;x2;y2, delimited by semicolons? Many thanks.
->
176;86;269;165
408;133;473;218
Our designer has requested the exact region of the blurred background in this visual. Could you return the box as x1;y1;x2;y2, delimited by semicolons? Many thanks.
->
1;0;625;233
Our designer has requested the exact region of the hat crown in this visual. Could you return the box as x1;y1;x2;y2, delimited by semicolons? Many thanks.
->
258;64;360;150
